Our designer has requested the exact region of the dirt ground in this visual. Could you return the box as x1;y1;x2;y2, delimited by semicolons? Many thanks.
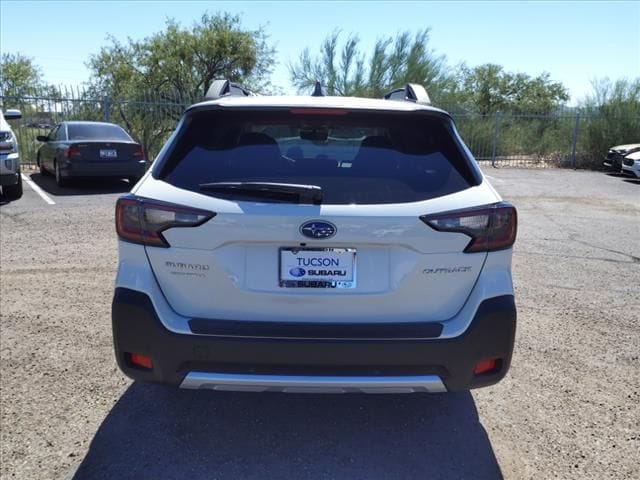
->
1;168;638;479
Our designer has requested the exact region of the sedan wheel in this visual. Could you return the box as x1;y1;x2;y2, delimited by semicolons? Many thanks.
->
55;162;66;187
3;172;23;200
38;155;47;175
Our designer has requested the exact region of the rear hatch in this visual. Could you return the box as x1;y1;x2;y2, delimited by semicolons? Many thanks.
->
134;107;502;323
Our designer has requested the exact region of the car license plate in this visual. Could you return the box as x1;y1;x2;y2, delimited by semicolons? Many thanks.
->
99;149;117;159
279;248;356;288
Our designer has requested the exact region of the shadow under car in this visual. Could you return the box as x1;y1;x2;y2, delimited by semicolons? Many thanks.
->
26;172;134;196
69;383;503;480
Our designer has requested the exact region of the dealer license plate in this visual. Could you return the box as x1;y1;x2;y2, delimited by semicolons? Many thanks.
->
279;248;356;288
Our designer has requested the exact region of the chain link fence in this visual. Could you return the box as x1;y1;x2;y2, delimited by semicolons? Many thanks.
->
2;88;638;169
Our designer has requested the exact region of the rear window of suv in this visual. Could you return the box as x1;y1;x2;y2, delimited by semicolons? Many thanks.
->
157;109;479;204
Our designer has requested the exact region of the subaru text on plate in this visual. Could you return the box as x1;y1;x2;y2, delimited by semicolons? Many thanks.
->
112;80;518;393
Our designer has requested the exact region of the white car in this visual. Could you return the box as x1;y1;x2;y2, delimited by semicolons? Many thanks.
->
0;109;23;200
621;150;640;178
112;81;517;393
604;143;640;171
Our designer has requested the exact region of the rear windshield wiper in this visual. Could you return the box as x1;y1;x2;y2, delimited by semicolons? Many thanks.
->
198;182;323;204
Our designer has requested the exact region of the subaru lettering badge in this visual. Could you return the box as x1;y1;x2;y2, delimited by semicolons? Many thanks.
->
289;267;306;277
300;221;337;239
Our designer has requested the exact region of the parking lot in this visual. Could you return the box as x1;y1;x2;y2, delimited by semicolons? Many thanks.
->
1;167;638;479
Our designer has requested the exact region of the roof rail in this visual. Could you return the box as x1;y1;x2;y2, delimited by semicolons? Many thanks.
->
383;83;431;105
311;81;326;97
204;79;254;101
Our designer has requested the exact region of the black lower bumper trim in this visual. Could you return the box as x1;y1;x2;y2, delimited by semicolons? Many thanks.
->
189;317;443;339
112;288;516;391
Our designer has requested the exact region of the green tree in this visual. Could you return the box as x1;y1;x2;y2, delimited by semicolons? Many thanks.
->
289;29;451;102
454;64;569;115
88;12;275;101
86;12;276;157
0;53;48;100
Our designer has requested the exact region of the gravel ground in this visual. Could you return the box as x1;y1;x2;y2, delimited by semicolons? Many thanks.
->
0;168;638;480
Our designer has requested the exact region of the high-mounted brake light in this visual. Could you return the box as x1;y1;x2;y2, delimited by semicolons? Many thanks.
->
421;202;517;253
115;195;215;247
289;108;348;115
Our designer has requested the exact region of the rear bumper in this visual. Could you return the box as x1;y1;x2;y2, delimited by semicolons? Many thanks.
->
61;161;145;178
112;288;517;392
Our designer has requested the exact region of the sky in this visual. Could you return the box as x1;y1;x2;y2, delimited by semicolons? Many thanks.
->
1;0;639;104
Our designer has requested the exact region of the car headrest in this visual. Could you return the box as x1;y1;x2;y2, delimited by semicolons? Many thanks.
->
237;132;278;146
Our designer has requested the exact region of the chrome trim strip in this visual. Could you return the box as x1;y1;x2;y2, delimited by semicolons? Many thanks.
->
179;372;447;393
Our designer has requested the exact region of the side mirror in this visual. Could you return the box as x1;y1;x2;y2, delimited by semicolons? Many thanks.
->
4;109;22;120
37;135;49;142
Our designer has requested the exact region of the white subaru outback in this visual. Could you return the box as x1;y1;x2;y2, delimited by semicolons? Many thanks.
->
112;81;517;393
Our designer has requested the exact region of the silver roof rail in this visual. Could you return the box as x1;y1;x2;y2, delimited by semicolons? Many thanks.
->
383;83;431;105
204;80;254;101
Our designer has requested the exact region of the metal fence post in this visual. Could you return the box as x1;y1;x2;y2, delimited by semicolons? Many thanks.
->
491;111;501;167
570;112;580;169
103;95;110;122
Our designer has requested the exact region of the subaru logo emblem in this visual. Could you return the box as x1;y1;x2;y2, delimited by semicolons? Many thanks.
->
300;221;336;239
289;267;306;277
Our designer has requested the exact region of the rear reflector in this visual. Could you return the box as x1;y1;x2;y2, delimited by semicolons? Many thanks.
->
421;202;517;253
115;195;215;247
473;358;499;375
128;352;153;370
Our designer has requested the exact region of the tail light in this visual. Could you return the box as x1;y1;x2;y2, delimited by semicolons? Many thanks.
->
115;195;215;247
133;145;144;159
66;146;81;158
421;202;517;253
